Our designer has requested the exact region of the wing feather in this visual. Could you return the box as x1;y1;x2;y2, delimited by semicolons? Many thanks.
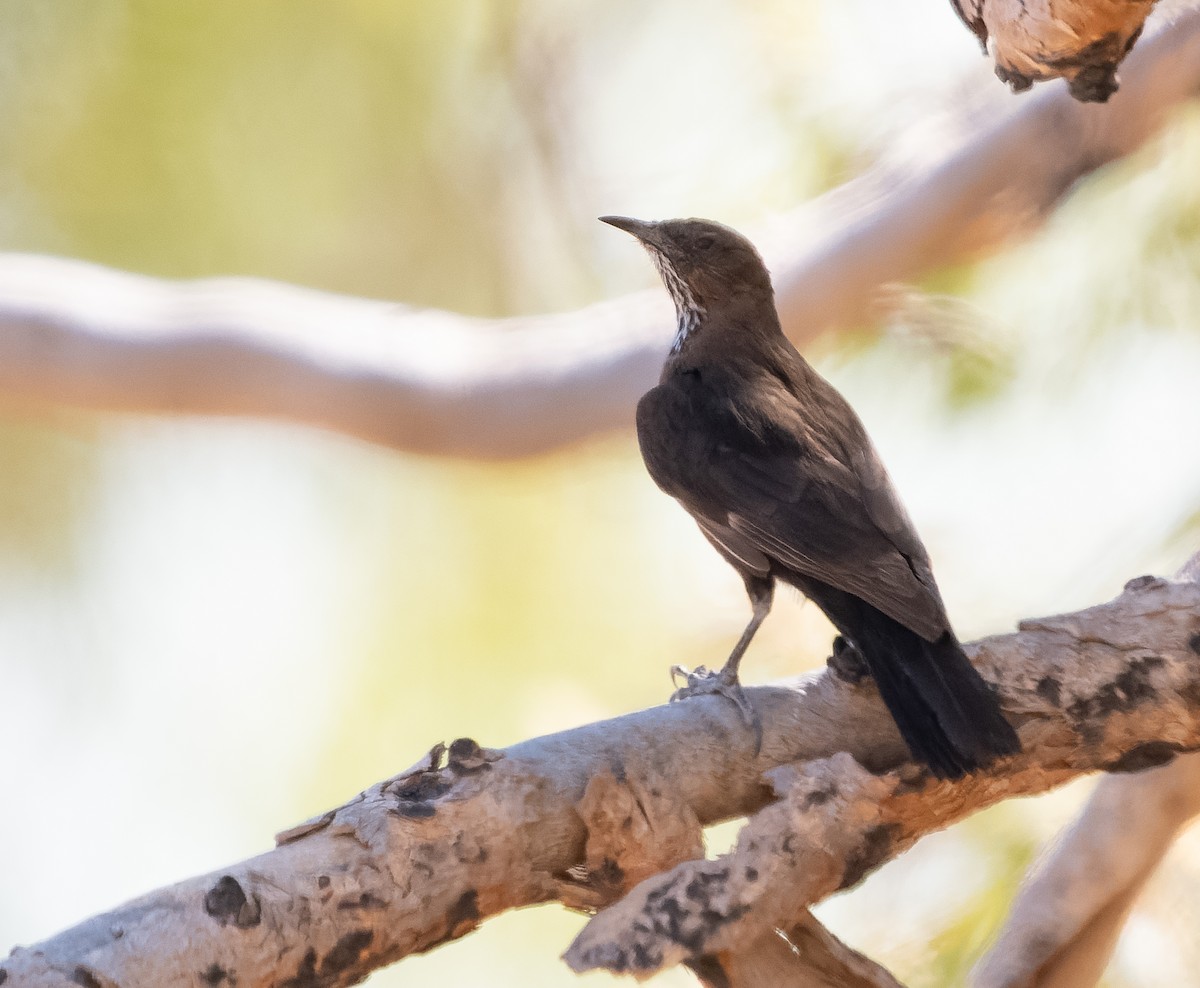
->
636;362;949;641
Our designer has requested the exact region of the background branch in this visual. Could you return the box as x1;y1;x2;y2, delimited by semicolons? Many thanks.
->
0;11;1198;459
4;562;1198;988
971;754;1200;988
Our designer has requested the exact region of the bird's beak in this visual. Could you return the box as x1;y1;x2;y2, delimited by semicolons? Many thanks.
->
599;215;660;245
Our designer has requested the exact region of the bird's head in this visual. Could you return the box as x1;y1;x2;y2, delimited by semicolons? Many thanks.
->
600;216;773;315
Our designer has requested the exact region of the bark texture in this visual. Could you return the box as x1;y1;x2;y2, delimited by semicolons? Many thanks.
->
3;563;1198;987
951;0;1163;100
0;12;1198;458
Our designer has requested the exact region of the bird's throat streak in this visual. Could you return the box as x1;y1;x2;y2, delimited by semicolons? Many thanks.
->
652;251;706;354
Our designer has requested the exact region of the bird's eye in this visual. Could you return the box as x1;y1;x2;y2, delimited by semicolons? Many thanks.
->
696;235;715;250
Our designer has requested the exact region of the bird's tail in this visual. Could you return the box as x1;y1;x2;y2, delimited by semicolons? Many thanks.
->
851;611;1021;780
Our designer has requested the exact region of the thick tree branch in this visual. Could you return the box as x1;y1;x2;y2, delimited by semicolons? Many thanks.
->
950;0;1169;101
1;12;1199;459
4;562;1198;987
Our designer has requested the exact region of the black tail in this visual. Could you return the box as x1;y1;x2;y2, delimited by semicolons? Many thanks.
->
857;617;1020;778
798;578;1021;778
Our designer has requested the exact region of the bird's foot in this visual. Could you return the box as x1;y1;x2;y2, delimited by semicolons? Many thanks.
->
669;664;758;732
827;635;869;683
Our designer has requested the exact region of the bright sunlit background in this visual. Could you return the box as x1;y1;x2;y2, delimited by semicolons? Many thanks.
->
3;2;1200;986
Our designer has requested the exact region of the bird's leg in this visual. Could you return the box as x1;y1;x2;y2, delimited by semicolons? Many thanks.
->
671;577;773;730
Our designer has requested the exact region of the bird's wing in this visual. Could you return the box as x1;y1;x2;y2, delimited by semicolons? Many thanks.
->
636;368;949;641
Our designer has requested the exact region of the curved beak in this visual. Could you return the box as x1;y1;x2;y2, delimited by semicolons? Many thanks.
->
599;215;659;245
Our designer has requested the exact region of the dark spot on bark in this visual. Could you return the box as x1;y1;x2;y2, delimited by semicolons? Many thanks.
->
595;857;625;889
686;956;732;988
320;930;374;977
841;823;901;889
317;875;330;889
1105;741;1182;773
199;963;230;985
337;892;387;911
685;869;729;904
411;892;481;953
1067;655;1164;722
802;783;837;809
638;869;749;956
204;876;262;929
744;867;758;882
631;941;661;972
649;891;700;952
1124;574;1160;592
0;969;7;985
1189;633;1200;656
392;773;451;809
446;889;481;936
1035;676;1061;707
71;969;102;988
280;949;318;988
452;833;488;864
447;737;496;775
392;801;436;819
389;767;454;819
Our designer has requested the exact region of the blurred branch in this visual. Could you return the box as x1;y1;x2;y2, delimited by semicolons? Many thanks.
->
4;561;1199;987
949;0;1169;101
1;12;1200;458
970;755;1200;988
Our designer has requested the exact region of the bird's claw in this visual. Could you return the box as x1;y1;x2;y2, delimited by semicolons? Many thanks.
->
669;664;760;741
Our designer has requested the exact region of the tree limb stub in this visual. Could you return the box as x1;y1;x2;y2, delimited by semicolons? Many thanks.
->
1;12;1199;459
950;0;1164;101
3;564;1198;987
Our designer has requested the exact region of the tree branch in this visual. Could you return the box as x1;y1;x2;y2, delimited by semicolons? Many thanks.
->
969;547;1200;987
1;11;1199;459
4;561;1198;987
949;0;1170;101
970;754;1200;988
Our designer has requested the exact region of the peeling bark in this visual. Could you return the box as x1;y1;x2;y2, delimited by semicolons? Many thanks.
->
3;564;1198;987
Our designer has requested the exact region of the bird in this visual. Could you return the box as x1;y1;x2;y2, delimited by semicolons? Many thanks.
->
600;214;1020;779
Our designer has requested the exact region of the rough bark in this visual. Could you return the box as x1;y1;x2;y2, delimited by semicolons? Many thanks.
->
1;12;1199;459
950;0;1165;101
3;561;1198;988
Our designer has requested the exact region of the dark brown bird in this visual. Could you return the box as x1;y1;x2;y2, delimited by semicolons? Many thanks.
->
601;214;1020;779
